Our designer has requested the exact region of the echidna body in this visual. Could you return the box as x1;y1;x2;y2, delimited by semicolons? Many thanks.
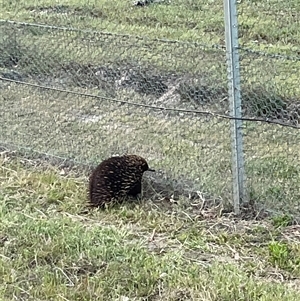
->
89;155;154;208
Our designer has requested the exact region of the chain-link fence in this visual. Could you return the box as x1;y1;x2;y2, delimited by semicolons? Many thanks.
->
0;0;299;216
237;0;300;215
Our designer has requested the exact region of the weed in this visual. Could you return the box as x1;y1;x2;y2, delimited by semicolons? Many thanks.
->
272;215;294;228
269;241;290;267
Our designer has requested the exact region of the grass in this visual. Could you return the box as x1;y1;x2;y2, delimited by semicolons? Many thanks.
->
1;153;300;300
1;83;300;215
0;0;300;299
1;0;300;91
0;83;234;200
0;3;300;298
1;0;299;52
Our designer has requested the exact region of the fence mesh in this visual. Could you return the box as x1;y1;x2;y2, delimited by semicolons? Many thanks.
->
1;0;300;215
0;17;232;205
237;0;300;214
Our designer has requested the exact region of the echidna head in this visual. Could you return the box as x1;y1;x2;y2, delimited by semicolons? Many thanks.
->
137;157;155;173
143;162;155;173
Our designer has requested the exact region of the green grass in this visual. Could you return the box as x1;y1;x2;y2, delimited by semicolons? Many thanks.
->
1;0;300;92
1;83;300;215
1;153;300;300
1;0;299;52
0;1;300;299
0;83;233;201
0;0;300;242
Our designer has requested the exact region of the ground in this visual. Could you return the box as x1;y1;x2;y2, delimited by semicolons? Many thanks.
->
1;153;300;300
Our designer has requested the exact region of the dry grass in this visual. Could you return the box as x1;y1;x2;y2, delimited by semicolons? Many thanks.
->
1;82;300;216
1;153;300;300
1;2;300;298
1;1;300;220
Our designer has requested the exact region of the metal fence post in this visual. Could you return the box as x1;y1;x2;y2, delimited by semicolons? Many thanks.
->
223;0;246;214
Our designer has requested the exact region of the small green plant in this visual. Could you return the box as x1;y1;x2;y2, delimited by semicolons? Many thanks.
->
268;241;290;268
272;214;293;228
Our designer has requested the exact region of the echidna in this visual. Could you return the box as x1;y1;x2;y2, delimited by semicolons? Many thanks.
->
88;154;155;208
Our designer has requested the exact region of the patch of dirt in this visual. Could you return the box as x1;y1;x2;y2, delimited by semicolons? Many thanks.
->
242;86;300;126
26;5;107;19
65;260;107;276
176;78;228;105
